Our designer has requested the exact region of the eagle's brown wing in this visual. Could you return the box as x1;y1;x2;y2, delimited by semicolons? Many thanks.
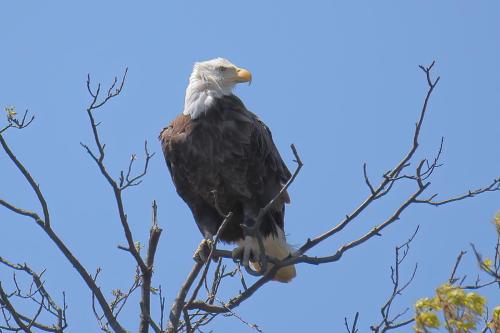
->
160;95;291;241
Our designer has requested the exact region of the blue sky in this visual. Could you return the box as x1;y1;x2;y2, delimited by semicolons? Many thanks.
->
1;1;499;332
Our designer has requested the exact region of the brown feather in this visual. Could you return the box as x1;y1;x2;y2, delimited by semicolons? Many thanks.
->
159;95;291;243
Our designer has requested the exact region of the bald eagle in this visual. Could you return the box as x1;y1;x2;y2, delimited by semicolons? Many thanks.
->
160;58;296;282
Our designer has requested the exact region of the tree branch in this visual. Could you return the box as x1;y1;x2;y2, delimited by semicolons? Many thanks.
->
370;229;419;332
0;134;50;228
139;201;163;333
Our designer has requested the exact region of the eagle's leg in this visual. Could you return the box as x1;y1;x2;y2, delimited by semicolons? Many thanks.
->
193;237;214;263
232;212;263;275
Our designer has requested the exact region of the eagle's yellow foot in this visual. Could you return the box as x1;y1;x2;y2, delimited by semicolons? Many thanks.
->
193;238;213;263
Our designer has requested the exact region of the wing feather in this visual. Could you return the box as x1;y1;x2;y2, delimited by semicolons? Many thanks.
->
160;95;291;241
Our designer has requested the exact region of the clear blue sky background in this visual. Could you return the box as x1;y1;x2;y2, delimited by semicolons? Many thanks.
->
1;1;499;332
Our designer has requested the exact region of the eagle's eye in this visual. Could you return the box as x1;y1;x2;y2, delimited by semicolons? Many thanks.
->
218;66;226;73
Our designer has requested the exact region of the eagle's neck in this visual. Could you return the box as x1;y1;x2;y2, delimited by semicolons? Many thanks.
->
183;76;233;119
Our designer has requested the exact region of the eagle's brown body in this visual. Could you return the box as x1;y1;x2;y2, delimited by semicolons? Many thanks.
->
160;95;291;243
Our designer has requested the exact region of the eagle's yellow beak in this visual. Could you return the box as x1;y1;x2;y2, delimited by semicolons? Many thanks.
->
234;67;252;84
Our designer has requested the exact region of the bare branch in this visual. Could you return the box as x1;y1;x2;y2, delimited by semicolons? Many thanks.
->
167;262;204;332
0;199;44;226
1;109;35;134
363;163;375;195
296;185;428;266
83;69;154;278
139;201;163;333
167;212;233;332
84;69;164;333
0;257;66;331
449;251;467;285
345;312;359;333
0;134;50;227
414;178;500;206
298;63;440;256
120;142;155;190
0;136;126;332
370;229;419;333
0;282;32;333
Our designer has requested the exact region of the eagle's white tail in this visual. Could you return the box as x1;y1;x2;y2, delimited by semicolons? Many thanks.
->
239;228;296;283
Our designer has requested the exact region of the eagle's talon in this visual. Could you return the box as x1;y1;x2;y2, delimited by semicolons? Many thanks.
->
233;236;258;267
193;238;213;263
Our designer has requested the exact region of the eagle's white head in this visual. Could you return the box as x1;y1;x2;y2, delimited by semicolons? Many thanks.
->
183;58;252;119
